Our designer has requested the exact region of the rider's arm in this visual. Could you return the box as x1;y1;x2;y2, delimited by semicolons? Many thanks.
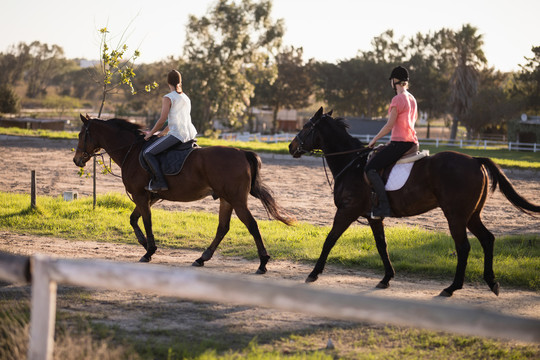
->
368;107;397;147
145;97;172;139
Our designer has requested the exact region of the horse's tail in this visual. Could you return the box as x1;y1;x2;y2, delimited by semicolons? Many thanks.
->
245;151;295;226
475;157;540;216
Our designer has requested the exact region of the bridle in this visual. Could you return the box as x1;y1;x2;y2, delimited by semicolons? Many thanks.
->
292;114;372;189
76;120;139;178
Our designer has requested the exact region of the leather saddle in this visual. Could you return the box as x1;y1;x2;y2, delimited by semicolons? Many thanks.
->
139;138;199;176
365;143;429;185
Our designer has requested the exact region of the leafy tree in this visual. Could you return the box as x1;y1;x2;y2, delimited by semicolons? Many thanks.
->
514;45;540;113
24;41;66;98
0;85;20;114
252;46;313;131
183;0;284;131
91;27;157;117
446;24;487;139
462;68;519;137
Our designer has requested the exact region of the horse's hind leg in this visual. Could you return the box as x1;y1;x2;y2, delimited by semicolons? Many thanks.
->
234;204;270;274
468;213;499;295
193;199;233;267
441;219;471;297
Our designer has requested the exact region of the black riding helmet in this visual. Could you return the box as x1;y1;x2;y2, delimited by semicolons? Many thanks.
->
389;66;409;82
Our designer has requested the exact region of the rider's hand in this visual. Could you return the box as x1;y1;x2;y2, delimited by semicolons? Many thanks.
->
368;139;376;148
144;131;152;141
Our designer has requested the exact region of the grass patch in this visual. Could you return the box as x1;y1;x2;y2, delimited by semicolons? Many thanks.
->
1;296;538;359
1;191;538;290
1;127;539;169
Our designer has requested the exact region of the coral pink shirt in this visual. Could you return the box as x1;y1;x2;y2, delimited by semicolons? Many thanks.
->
388;91;418;144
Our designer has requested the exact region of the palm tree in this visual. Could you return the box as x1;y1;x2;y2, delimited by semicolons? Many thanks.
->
447;24;487;140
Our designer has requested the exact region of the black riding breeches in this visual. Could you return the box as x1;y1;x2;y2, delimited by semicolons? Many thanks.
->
365;141;416;172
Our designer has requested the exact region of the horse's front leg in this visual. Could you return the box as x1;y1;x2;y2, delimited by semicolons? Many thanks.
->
130;206;147;250
307;207;358;283
132;194;157;262
368;218;395;288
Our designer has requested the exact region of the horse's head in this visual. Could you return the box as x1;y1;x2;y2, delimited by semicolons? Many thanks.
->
73;114;101;167
288;107;333;158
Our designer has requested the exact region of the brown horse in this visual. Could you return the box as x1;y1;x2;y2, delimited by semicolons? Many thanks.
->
289;108;540;297
73;114;292;273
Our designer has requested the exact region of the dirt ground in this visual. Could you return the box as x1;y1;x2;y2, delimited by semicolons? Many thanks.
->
0;135;539;349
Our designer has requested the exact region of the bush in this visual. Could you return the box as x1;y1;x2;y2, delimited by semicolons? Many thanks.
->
0;85;20;114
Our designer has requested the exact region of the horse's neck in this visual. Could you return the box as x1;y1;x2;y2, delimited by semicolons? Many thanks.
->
322;135;361;177
95;127;136;168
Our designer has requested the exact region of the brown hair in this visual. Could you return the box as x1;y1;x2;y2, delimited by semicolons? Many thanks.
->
167;70;182;91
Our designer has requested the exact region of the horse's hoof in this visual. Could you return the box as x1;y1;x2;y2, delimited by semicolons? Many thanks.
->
376;281;389;289
439;289;452;297
305;275;318;283
256;267;267;275
139;256;151;263
490;282;500;296
192;259;204;267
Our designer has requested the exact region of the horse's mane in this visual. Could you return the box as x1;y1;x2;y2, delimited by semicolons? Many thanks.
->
103;118;145;138
324;115;366;147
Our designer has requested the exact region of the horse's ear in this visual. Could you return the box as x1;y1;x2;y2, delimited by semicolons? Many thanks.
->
327;109;333;116
315;107;323;118
80;114;88;125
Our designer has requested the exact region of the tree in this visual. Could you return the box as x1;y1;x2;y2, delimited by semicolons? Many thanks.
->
514;45;540;113
91;27;157;117
0;84;20;114
462;68;519;137
24;41;66;98
183;0;284;131
446;24;487;139
252;46;313;131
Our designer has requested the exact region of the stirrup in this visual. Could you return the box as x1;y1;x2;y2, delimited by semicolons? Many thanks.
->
145;180;168;192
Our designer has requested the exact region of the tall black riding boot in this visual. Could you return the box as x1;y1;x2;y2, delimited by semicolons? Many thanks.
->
143;153;168;192
366;169;391;219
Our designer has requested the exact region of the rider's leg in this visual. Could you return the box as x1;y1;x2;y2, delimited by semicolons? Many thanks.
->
364;142;415;219
142;135;180;192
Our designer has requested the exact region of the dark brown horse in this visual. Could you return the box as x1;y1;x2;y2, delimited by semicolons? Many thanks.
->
289;107;539;297
73;114;292;273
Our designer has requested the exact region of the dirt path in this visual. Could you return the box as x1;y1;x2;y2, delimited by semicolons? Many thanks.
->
0;135;539;343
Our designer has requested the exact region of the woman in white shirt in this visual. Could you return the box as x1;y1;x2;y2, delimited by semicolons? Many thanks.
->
142;70;197;192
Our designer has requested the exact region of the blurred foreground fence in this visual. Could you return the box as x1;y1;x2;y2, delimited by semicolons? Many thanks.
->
0;252;539;360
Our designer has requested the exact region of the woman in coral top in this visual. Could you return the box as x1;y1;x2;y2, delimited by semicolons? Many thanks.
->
365;66;418;219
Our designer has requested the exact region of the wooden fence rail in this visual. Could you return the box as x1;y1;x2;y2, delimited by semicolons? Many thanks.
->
0;252;539;360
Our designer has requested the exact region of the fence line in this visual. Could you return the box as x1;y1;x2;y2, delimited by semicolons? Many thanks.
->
0;253;539;359
219;132;539;152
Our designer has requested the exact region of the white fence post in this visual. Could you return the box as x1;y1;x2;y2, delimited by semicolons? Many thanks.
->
28;255;57;360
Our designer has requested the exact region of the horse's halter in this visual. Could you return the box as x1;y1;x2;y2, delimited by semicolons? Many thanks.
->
76;120;100;162
291;116;323;157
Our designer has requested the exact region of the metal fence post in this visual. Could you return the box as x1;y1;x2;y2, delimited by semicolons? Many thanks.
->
28;255;57;360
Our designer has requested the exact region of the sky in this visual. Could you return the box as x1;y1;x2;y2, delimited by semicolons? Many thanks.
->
1;0;539;72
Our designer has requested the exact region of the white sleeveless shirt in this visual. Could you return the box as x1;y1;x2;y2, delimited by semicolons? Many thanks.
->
164;91;197;142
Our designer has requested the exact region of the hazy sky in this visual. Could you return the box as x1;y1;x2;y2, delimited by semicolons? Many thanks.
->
1;0;539;72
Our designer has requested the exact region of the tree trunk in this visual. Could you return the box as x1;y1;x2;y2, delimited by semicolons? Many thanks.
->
450;116;459;141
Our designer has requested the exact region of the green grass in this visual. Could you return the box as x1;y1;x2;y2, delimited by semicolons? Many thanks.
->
1;126;539;169
1;295;538;360
1;191;538;290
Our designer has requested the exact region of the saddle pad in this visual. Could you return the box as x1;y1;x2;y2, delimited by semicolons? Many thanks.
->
385;162;414;191
139;139;198;176
396;149;429;164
